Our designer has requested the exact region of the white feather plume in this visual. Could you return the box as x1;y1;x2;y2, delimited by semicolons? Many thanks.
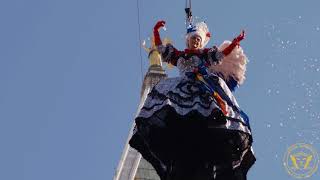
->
209;40;248;85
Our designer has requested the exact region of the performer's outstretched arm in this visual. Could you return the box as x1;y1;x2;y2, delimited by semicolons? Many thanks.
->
153;20;166;46
222;30;245;56
153;20;183;66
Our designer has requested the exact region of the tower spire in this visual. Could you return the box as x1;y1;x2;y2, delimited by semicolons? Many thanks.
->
114;38;167;180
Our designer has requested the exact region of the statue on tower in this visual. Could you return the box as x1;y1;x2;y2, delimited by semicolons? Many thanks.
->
143;36;173;67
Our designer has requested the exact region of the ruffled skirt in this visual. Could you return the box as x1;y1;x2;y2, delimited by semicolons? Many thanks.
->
129;74;255;179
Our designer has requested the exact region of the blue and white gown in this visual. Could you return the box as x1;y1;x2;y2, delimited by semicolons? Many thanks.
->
129;41;255;179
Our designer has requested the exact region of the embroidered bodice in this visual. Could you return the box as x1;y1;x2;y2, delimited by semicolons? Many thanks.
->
177;55;203;75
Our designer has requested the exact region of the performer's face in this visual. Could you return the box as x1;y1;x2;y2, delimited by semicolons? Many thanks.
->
188;35;202;49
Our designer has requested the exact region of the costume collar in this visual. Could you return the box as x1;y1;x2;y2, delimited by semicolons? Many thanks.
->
184;48;203;55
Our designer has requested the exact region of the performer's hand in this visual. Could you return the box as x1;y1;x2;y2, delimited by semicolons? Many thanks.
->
237;30;245;41
233;30;245;46
154;20;166;32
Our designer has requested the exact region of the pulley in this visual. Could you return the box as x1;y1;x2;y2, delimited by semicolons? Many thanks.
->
185;0;193;28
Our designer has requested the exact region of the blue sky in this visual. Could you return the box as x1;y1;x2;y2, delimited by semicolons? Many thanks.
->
0;0;319;179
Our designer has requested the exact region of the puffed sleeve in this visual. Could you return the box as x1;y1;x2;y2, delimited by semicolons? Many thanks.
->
207;46;225;66
208;41;248;92
157;43;182;66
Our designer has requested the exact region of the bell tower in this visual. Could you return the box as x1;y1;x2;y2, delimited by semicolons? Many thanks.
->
113;37;167;180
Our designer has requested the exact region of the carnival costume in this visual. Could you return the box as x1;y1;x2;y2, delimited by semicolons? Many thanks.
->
129;20;256;180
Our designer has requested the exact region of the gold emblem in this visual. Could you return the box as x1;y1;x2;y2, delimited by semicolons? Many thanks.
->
283;143;319;178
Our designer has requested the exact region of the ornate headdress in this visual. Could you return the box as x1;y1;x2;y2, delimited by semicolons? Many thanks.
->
185;22;211;48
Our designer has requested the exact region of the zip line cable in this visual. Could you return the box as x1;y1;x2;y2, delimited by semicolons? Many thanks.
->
136;0;144;83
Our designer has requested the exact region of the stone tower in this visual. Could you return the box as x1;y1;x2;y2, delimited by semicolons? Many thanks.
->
113;38;168;180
